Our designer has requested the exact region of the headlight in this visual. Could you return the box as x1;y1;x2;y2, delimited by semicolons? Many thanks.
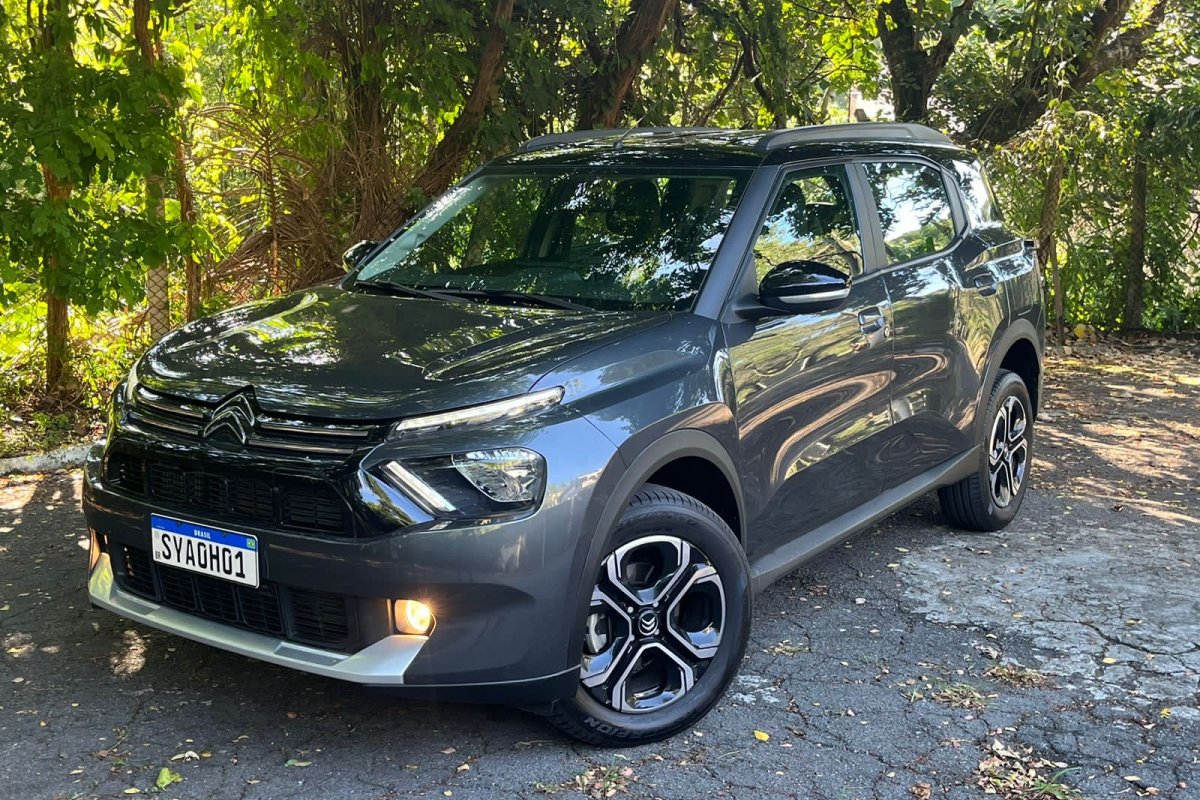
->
452;448;545;504
389;387;564;439
376;447;547;518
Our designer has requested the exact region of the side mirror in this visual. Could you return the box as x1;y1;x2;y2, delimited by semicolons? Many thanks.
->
342;240;379;271
758;259;851;313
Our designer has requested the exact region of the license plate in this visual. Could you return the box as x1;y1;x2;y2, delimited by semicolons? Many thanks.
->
150;514;259;588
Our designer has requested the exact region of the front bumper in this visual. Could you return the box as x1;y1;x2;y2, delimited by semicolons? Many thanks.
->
89;551;427;684
83;405;620;704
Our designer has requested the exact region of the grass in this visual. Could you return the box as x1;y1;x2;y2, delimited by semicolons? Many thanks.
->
977;740;1084;800
985;663;1055;689
535;760;635;798
0;410;87;459
930;681;991;709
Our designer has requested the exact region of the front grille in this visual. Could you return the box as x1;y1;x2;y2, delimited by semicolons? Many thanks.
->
106;451;351;536
129;386;384;457
116;545;356;650
119;545;156;595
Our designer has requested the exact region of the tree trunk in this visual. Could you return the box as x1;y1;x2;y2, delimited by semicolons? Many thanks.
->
372;0;515;235
578;0;679;129
42;166;71;394
346;74;391;240
331;0;396;241
876;0;976;122
1122;149;1148;332
1037;158;1066;348
173;134;202;321
36;1;74;396
158;27;202;323
144;175;170;337
45;289;70;395
877;0;933;122
133;0;170;338
411;0;514;203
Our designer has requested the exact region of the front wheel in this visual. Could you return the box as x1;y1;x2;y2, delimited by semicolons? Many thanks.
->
939;369;1033;531
547;485;751;746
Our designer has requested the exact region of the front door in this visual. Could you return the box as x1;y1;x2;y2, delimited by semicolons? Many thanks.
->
726;165;894;563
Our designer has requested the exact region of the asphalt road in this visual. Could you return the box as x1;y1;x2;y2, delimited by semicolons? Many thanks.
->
2;345;1197;799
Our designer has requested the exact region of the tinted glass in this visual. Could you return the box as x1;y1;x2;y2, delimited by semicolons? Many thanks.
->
753;167;863;283
864;162;955;263
953;159;1003;228
358;171;748;311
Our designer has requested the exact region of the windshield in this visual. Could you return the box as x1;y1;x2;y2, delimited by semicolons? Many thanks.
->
356;170;750;311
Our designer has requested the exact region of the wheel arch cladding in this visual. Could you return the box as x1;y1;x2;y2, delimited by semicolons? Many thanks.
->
999;337;1040;419
564;429;746;679
976;319;1042;441
645;456;741;543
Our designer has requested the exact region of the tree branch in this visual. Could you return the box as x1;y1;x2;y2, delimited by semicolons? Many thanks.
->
965;0;1167;143
578;0;680;129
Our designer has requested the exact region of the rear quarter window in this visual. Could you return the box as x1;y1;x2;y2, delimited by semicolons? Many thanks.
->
952;159;1004;229
863;161;956;264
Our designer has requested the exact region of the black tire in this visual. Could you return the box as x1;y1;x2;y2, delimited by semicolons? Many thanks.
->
546;484;751;747
939;369;1033;531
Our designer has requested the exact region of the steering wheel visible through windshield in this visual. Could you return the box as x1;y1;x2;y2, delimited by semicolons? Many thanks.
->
355;170;750;311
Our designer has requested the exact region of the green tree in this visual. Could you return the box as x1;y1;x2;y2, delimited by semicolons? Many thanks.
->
0;0;183;395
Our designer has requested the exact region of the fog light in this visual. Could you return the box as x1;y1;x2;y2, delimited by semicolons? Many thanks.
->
394;600;434;635
452;448;545;504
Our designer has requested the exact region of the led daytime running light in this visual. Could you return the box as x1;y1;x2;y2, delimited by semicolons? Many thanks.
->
390;387;564;438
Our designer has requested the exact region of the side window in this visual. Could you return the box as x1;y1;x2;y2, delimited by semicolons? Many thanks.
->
863;162;956;264
753;167;863;283
952;159;1003;228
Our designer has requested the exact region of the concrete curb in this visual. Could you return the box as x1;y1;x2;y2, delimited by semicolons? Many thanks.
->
0;442;95;476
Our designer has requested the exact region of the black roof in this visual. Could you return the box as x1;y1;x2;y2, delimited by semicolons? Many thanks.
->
490;124;968;170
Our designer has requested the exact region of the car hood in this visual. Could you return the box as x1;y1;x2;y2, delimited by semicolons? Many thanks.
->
139;287;669;420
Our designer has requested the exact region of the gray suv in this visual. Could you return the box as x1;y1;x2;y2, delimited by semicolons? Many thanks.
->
83;123;1043;745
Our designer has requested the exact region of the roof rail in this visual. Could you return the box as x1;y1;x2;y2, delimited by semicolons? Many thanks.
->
519;126;722;152
754;122;952;151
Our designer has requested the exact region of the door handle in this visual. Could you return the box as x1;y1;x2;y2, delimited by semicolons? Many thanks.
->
858;308;885;335
973;273;998;296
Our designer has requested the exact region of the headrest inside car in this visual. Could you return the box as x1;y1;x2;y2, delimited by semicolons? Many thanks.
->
606;179;661;239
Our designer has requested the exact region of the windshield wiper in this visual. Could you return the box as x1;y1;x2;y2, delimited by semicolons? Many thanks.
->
354;279;468;304
441;288;593;312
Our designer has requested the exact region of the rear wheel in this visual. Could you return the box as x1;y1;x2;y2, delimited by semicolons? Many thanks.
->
939;369;1033;531
547;484;751;746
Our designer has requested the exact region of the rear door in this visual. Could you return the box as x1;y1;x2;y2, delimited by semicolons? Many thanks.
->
725;164;894;563
858;159;979;488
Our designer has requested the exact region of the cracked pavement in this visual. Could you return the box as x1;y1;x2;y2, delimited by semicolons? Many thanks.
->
1;344;1198;799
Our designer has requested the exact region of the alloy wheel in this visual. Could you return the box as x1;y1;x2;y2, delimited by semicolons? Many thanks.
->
988;394;1028;508
580;535;726;714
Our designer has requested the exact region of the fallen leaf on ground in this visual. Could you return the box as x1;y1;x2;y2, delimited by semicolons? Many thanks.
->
284;758;312;768
154;767;182;790
753;730;770;741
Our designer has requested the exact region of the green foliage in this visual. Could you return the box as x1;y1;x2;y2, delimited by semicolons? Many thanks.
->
0;0;189;365
984;4;1200;331
1;0;1200;442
